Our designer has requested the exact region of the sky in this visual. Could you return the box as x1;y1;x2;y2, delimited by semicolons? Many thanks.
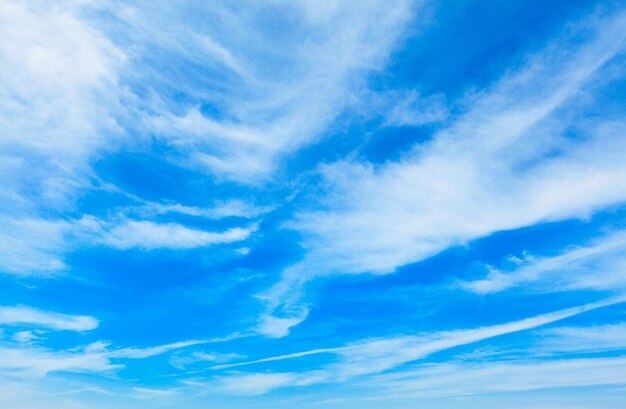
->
1;0;626;408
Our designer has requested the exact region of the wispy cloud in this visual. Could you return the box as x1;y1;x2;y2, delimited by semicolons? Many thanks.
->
0;1;124;209
0;343;118;378
0;331;245;379
0;306;98;332
124;0;420;181
0;1;125;276
370;356;626;398
536;323;626;354
1;0;417;276
461;230;626;294
1;215;256;275
381;90;448;127
212;296;626;394
0;217;70;275
3;2;626;408
136;200;272;220
132;386;179;400
170;350;244;370
216;372;300;396
261;10;626;333
96;219;255;250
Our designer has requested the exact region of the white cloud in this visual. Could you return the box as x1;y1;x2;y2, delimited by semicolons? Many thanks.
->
462;230;626;294
382;90;448;127
329;296;623;378
0;217;70;275
213;296;626;393
137;200;272;220
371;357;626;398
0;343;117;378
256;309;309;338
261;10;626;331
0;306;98;332
109;340;212;359
0;1;125;275
0;1;124;209
213;346;348;370
0;0;420;275
132;387;178;400
0;330;244;380
216;372;298;396
0;215;255;276
97;219;254;250
108;332;247;360
536;323;626;354
12;331;41;346
117;0;419;182
170;351;244;370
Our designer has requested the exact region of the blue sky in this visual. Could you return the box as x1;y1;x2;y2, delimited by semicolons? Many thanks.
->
1;0;626;408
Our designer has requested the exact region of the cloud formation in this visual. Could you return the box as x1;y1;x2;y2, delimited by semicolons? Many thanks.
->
262;11;626;332
2;2;626;408
0;306;98;332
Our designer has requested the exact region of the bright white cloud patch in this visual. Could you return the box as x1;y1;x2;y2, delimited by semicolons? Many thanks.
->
97;220;254;250
0;306;98;332
0;1;124;208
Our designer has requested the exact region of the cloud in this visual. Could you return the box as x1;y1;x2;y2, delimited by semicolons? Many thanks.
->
0;0;419;275
0;215;256;275
108;332;247;360
216;372;298;396
0;1;125;275
137;200;272;220
381;90;448;127
132;387;178;400
12;330;42;346
461;230;626;294
117;0;419;182
261;10;626;332
256;309;310;338
329;296;624;378
0;217;70;275
96;220;255;250
212;296;626;393
108;340;211;360
0;329;244;380
370;357;626;398
0;343;118;378
536;323;626;354
170;351;244;370
0;306;98;332
0;1;124;209
2;3;626;407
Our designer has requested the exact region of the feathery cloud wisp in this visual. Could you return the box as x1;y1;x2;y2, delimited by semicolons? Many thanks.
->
0;306;98;332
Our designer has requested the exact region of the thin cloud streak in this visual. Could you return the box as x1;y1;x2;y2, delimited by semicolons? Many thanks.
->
462;229;626;294
213;295;626;390
0;306;98;332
